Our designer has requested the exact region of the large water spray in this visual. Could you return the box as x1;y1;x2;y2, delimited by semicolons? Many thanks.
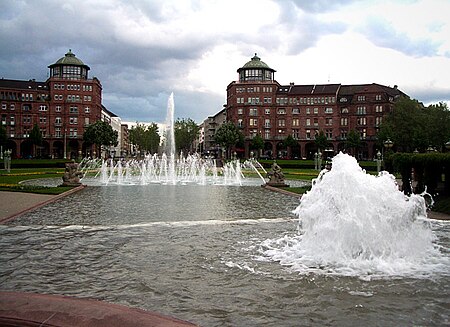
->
261;152;447;279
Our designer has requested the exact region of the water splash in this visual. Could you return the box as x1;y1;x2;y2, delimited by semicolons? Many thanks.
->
261;152;448;279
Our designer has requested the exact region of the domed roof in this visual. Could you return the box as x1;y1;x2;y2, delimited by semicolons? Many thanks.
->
49;49;89;68
238;53;275;72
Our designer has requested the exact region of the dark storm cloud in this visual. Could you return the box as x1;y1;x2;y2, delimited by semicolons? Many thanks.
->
361;17;441;57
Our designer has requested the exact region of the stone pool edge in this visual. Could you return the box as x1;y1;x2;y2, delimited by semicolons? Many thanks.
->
0;185;87;224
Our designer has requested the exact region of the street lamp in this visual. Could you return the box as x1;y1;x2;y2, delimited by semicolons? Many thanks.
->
445;140;450;151
383;138;393;150
63;128;67;159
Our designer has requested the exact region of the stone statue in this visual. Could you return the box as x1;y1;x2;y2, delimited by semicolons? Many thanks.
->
61;161;83;186
265;161;289;187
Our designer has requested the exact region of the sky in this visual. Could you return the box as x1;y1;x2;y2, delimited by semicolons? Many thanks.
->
1;0;449;125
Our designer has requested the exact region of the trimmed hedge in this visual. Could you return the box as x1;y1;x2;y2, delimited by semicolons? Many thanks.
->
1;159;72;169
390;152;450;195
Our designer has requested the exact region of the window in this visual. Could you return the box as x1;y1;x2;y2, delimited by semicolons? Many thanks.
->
313;118;318;126
375;94;382;101
340;97;347;103
341;130;348;139
340;118;348;126
292;108;299;114
55;117;62;125
357;117;367;125
10;104;15;110
264;130;270;139
292;129;300;139
84;106;90;113
357;95;366;101
313;107;318;114
277;108;286;114
55;127;61;137
375;116;382;126
238;119;243;128
325;107;333;114
249;118;258;126
375;105;383;113
306;108;311;114
69;117;78;124
39;105;47;111
10;116;15;125
84;117;90;126
306;118;311;126
341;108;349;114
356;106;366;115
278;119;285;127
292;118;300;127
249;108;258;116
69;106;78;113
306;129;311;139
263;97;272;103
238;108;243;115
39;117;46;124
55;105;61;112
265;108;270;114
1;103;6;110
264;119;271;128
325;129;333;139
325;118;333;126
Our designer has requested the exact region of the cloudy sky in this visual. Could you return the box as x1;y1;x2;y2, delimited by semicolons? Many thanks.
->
1;0;449;125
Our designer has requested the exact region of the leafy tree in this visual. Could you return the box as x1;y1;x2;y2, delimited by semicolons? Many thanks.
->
346;129;361;155
378;97;426;151
425;102;450;151
314;130;329;150
83;120;118;156
214;122;243;159
129;122;160;154
174;118;200;154
0;125;7;148
29;124;42;157
250;134;264;157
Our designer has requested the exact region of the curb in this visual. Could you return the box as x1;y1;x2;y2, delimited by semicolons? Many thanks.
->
0;185;87;224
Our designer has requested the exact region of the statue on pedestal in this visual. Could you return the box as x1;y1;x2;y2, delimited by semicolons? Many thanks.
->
61;161;83;186
265;161;289;187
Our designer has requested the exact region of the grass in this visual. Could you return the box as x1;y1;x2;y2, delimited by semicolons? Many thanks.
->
0;164;448;215
0;168;71;195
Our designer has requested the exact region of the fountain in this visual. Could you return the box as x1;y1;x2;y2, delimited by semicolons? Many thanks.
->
79;93;266;186
261;152;447;279
1;95;448;326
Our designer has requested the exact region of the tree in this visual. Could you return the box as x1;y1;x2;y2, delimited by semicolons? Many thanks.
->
214;122;243;159
250;134;264;157
29;124;42;157
83;120;118;157
346;129;361;156
174;118;200;154
378;97;426;152
314;130;329;151
129;122;160;154
0;125;7;149
283;134;297;159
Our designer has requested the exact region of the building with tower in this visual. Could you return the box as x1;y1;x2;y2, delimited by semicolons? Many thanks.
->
0;50;121;159
225;54;407;160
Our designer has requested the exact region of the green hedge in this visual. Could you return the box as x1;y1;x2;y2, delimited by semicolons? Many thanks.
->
390;153;450;195
1;159;72;169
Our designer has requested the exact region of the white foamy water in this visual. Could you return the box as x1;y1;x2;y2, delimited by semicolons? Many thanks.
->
261;152;449;279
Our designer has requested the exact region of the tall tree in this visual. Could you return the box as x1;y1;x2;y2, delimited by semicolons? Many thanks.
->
129;122;160;154
29;124;42;157
250;134;264;157
346;129;361;156
378;97;426;152
83;120;118;156
314;130;329;151
174;118;200;154
214;122;243;159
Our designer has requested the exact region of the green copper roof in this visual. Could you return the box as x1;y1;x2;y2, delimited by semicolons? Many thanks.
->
49;49;88;67
238;53;275;72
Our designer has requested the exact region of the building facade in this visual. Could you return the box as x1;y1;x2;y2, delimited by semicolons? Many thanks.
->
226;54;406;160
0;50;114;159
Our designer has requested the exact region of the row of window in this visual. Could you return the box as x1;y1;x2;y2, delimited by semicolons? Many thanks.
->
246;128;369;140
54;83;93;91
53;94;92;102
236;86;275;93
1;103;91;113
236;105;383;115
237;116;382;128
1;115;91;126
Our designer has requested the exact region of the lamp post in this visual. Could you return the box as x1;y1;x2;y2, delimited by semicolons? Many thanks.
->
63;128;67;159
445;140;450;152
